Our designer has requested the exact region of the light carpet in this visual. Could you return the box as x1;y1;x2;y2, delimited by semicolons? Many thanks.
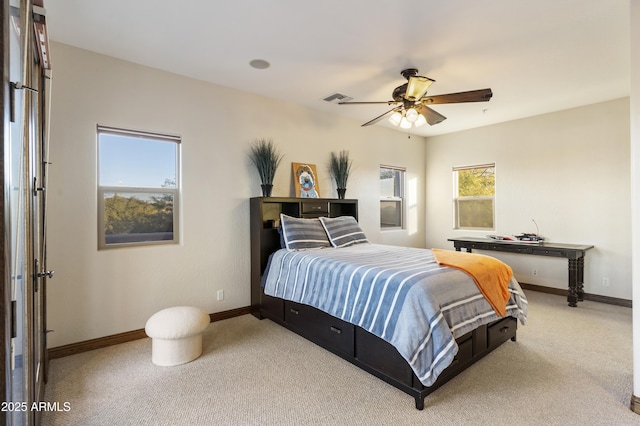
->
42;291;639;425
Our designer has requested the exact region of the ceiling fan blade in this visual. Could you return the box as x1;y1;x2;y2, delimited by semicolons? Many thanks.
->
416;104;447;125
421;88;493;105
361;106;401;127
339;101;400;105
405;76;435;101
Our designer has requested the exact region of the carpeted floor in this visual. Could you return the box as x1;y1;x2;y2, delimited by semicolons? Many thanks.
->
42;291;639;425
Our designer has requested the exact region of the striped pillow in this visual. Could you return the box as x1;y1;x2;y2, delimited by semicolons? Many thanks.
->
279;214;331;250
319;216;369;248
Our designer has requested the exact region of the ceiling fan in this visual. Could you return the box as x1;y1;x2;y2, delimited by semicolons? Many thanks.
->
339;68;493;128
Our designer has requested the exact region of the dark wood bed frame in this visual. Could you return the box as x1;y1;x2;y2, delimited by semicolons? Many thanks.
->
250;197;517;410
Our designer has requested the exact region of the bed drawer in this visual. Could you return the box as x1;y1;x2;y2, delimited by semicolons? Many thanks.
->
284;301;354;356
487;317;517;348
455;334;473;364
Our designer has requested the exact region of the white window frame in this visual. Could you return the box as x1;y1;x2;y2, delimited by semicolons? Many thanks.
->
380;165;406;229
453;163;495;230
97;125;181;249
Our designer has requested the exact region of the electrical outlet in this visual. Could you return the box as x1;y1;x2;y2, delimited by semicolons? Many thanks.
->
602;277;610;287
216;289;224;300
532;269;538;276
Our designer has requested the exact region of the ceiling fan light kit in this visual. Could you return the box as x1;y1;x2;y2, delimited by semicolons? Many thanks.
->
414;114;427;127
389;111;402;126
405;107;419;123
389;106;427;129
339;68;493;131
405;75;434;101
400;117;412;129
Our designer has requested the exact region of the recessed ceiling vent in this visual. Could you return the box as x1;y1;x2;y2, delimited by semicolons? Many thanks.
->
323;93;353;104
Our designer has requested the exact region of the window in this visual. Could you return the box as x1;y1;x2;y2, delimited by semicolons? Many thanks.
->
453;164;495;230
380;166;405;228
97;125;180;249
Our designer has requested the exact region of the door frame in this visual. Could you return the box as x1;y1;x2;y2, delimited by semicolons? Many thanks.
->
1;1;51;424
1;0;12;421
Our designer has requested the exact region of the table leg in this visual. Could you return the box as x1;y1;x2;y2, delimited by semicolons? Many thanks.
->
567;258;579;307
577;257;585;301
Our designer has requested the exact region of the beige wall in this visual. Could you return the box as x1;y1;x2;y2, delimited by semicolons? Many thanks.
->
425;98;631;299
46;42;427;347
47;41;632;348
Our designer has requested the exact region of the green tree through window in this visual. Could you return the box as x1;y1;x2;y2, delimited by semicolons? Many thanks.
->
454;165;495;229
103;193;174;235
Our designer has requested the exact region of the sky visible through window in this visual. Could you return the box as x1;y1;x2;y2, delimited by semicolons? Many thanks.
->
99;134;177;188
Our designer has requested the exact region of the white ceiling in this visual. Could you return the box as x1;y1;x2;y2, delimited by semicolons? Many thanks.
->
43;0;630;137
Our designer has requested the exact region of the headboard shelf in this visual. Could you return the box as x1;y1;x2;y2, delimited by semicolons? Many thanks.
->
250;197;358;318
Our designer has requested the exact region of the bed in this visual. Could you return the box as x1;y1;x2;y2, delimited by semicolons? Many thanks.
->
250;197;528;409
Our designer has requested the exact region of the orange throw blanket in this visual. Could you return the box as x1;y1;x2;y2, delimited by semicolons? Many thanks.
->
432;248;512;317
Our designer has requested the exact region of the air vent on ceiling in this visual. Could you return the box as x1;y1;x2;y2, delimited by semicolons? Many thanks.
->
323;93;353;104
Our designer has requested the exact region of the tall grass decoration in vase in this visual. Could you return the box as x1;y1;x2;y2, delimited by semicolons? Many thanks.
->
249;138;283;197
329;150;352;199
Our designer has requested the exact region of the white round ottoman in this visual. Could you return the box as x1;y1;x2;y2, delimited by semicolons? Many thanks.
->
145;306;210;366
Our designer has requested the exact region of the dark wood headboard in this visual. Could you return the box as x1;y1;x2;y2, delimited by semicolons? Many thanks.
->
249;197;358;319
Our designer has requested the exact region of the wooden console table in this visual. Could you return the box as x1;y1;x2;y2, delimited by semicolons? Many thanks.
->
448;237;594;307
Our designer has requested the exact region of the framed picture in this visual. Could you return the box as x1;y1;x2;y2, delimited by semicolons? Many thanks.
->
292;162;320;198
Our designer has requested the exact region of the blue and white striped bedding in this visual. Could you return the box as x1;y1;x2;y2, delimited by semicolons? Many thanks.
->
263;243;528;386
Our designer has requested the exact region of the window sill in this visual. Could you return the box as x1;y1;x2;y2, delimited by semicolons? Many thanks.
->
380;227;404;232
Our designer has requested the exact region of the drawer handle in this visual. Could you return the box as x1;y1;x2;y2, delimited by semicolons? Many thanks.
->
500;326;510;334
330;326;342;334
290;308;299;315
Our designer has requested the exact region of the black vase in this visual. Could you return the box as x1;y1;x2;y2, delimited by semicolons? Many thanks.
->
261;184;273;197
337;188;346;199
